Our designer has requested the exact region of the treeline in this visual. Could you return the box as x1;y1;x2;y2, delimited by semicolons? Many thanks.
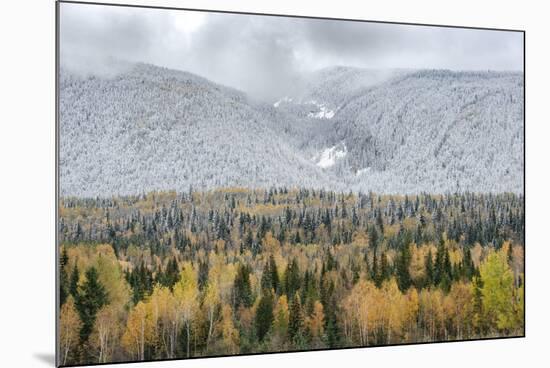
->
58;188;524;365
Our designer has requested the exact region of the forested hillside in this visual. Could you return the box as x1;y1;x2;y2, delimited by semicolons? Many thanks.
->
59;63;523;197
59;64;329;197
59;188;524;365
326;70;523;193
274;68;524;193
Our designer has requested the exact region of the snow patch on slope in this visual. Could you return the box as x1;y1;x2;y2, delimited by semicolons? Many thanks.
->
274;97;335;119
315;144;347;168
305;100;335;119
356;167;371;176
273;96;293;107
308;104;335;119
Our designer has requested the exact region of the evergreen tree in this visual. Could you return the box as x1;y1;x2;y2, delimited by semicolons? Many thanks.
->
244;229;254;250
129;260;153;304
440;272;451;293
507;243;514;266
284;258;301;298
396;244;412;292
351;261;360;285
425;249;434;287
444;248;452;280
197;259;209;291
60;247;69;306
472;276;485;334
69;262;80;298
294;231;302;244
233;263;253;308
434;239;445;285
371;250;379;286
380;251;390;284
157;257;180;290
269;255;280;293
376;210;384;234
166;257;180;290
75;267;108;345
325;314;340;348
462;247;475;280
288;292;305;346
255;290;274;342
368;225;379;250
261;260;273;292
261;255;280;294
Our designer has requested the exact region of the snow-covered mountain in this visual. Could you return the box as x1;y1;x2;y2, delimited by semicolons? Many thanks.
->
275;67;524;194
59;63;330;197
272;67;404;122
325;69;524;193
59;63;523;197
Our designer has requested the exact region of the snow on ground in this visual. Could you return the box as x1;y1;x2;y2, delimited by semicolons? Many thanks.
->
274;97;335;119
273;96;292;107
306;100;335;119
356;167;371;176
308;105;335;119
315;144;347;168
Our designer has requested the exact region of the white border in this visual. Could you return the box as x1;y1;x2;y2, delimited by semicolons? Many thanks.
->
2;1;548;367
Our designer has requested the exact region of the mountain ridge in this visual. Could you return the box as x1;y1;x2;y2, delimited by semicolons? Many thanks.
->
59;62;524;197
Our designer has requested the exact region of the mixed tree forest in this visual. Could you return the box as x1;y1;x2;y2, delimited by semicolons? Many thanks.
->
58;188;524;365
58;4;525;365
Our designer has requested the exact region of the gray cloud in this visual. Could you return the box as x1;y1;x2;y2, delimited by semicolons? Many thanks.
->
60;2;523;100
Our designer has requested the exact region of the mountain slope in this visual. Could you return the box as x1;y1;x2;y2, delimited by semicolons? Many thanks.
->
59;63;329;197
59;63;524;197
273;67;523;193
330;69;524;193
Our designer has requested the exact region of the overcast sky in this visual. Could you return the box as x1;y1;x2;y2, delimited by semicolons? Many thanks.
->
60;2;523;100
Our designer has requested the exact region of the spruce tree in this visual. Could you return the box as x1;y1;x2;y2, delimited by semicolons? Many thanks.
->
462;247;475;280
166;257;180;290
325;314;340;348
507;243;514;266
198;259;208;291
434;239;445;285
269;254;280;293
372;250;379;286
288;292;305;346
396;244;412;292
380;251;390;284
75;267;108;344
440;272;451;293
59;247;69;306
425;249;434;287
351;261;360;285
376;210;384;234
284;258;301;298
472;276;484;334
233;263;253;308
444;248;452;279
69;262;80;298
244;229;254;250
294;231;302;244
131;260;153;304
255;290;274;342
261;260;273;292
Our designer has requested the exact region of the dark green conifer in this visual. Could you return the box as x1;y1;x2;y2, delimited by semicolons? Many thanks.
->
75;267;108;345
59;247;69;306
288;292;305;346
255;290;274;342
69;262;80;298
